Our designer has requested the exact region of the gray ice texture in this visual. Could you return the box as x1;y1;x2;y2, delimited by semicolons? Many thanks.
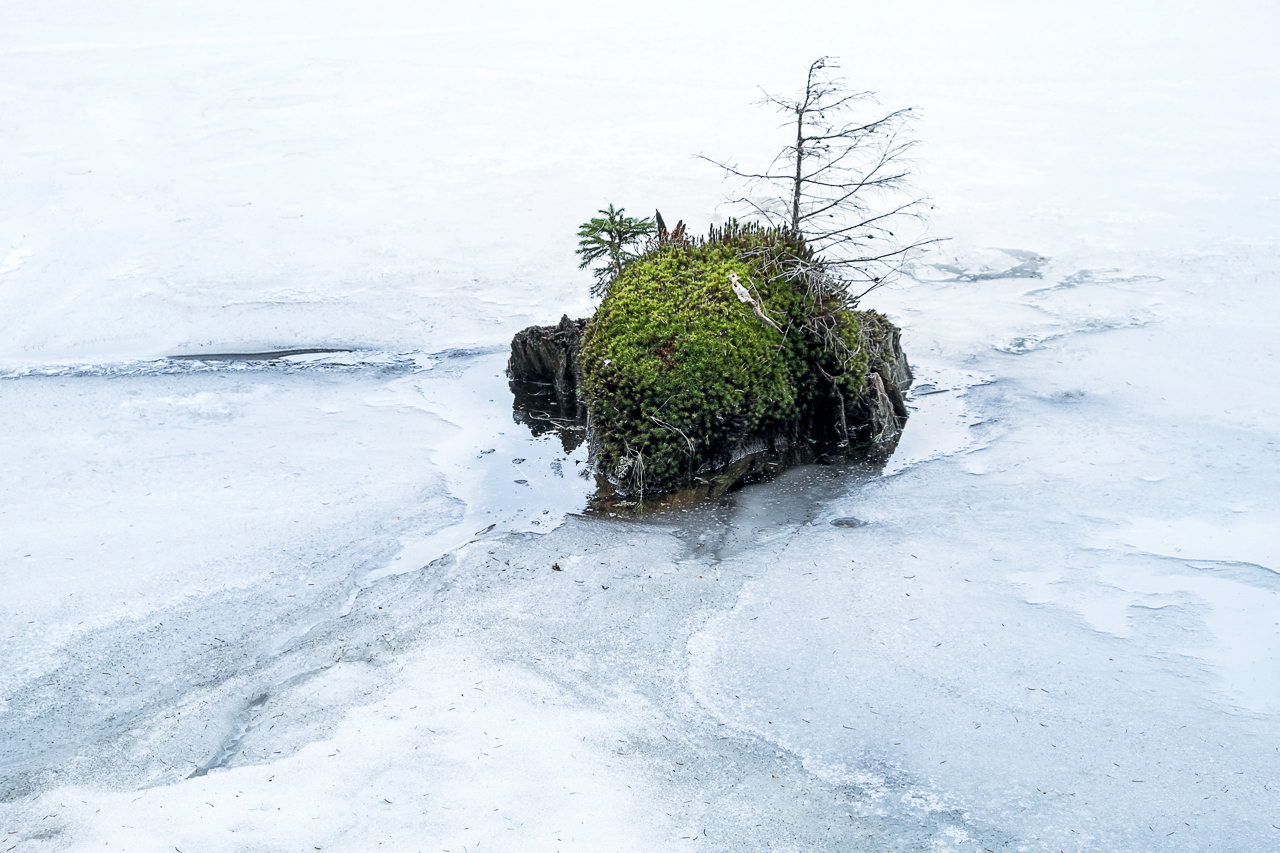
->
2;2;1278;851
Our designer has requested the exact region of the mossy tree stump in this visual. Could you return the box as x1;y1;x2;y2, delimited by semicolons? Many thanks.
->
509;223;911;499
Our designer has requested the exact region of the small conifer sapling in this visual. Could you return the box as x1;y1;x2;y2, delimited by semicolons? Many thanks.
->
575;205;655;297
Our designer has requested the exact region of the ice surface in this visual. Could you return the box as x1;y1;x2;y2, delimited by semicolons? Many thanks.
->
3;1;1279;851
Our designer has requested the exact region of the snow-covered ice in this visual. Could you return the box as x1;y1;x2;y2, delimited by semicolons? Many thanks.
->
3;1;1278;851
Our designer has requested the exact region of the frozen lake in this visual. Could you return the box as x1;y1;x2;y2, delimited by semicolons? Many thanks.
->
2;2;1278;851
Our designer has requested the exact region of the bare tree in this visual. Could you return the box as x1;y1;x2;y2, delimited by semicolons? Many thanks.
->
701;57;935;304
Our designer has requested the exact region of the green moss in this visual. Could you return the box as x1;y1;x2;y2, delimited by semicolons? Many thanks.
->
581;223;869;494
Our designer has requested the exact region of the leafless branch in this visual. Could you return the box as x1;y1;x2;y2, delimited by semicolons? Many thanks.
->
703;56;937;305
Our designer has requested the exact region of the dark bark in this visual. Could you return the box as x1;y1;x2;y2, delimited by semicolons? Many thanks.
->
506;314;587;412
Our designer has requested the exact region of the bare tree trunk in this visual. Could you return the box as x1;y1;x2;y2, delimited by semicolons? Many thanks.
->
792;106;804;232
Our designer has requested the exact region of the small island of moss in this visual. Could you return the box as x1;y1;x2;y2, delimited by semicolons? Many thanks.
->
510;221;911;503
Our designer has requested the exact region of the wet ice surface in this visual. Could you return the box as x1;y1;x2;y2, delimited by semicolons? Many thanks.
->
6;255;1278;852
3;1;1280;851
0;350;589;784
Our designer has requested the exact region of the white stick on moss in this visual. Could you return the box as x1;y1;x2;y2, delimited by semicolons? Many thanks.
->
728;272;783;333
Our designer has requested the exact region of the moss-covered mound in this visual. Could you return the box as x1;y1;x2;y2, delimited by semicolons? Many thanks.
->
581;222;879;495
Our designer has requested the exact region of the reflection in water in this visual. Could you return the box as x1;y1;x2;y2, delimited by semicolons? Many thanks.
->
509;379;586;454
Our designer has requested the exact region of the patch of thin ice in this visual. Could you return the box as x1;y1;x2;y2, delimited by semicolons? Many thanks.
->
881;362;992;476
